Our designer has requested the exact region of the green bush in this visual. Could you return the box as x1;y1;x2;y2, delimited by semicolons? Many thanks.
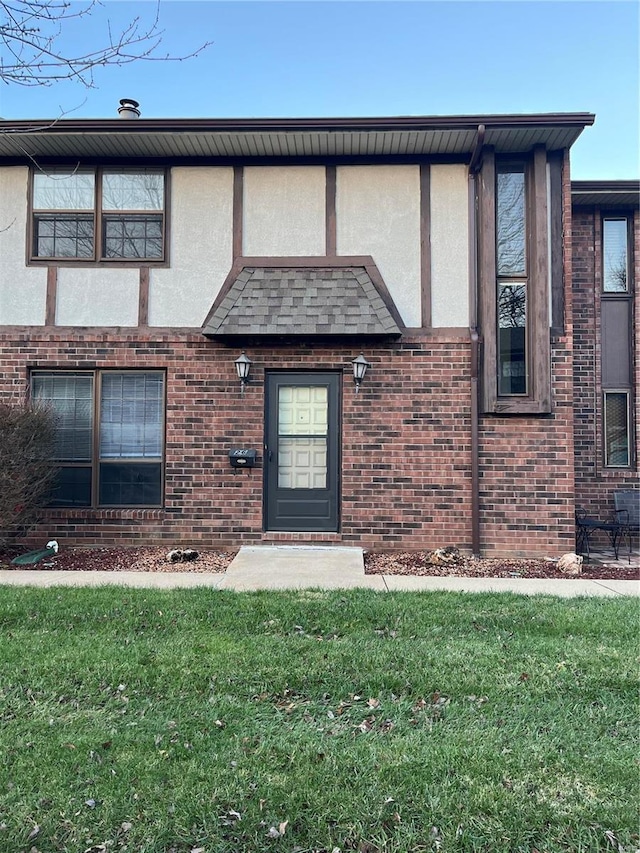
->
0;400;57;545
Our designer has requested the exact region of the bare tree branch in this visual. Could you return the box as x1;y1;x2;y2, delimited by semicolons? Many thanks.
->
0;0;212;87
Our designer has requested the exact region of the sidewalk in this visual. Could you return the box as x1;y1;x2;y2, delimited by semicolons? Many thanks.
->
1;546;638;597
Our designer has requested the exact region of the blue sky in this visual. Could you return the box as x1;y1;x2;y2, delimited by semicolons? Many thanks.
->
0;1;638;178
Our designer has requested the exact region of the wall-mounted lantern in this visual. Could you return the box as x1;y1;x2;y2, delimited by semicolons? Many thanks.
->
352;353;371;393
234;351;252;393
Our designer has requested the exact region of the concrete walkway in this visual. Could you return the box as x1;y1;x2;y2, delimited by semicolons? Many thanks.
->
1;545;638;597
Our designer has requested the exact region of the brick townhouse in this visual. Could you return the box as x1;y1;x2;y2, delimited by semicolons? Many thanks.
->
0;103;635;557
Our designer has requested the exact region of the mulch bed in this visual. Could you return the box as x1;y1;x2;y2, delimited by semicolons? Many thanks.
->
0;545;637;580
364;551;639;581
0;546;234;573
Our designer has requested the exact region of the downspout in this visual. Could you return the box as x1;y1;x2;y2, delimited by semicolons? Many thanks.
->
468;124;485;557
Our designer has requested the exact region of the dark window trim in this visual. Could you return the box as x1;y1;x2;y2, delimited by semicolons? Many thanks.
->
478;145;551;414
28;167;169;266
600;210;635;470
31;368;166;508
601;211;633;296
603;389;633;469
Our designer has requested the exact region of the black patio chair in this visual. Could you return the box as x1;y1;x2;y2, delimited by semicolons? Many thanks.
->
613;490;640;564
575;507;625;562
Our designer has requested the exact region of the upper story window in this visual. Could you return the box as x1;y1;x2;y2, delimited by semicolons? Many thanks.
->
31;168;165;262
602;217;628;292
478;146;551;414
497;164;527;396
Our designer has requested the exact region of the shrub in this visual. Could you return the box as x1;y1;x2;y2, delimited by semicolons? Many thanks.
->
0;400;58;545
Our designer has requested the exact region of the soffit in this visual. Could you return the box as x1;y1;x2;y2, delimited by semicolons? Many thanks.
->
202;263;403;339
0;113;595;162
571;180;640;208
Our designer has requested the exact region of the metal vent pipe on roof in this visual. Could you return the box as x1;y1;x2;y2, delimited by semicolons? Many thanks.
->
118;98;140;119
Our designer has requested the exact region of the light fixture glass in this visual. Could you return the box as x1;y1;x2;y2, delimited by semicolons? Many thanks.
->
234;352;252;392
352;353;371;393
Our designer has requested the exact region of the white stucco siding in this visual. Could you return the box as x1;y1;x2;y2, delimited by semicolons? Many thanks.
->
56;268;139;326
243;166;326;256
0;167;47;325
336;165;421;327
430;164;469;328
150;167;233;326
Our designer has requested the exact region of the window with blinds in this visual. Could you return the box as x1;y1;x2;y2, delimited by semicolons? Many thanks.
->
32;371;164;507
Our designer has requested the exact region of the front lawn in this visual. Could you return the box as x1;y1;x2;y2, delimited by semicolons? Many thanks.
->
0;588;637;852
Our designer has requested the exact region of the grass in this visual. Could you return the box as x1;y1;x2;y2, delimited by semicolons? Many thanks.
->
0;588;637;853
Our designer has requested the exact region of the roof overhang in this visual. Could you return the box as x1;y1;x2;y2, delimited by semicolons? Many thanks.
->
571;180;639;208
0;112;595;163
202;257;404;340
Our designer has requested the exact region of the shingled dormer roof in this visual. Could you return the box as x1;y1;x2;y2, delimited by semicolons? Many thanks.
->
202;258;404;339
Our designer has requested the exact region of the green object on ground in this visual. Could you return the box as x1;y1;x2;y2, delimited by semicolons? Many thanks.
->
10;545;57;565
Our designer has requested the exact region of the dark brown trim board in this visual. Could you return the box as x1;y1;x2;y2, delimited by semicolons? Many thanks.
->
139;267;150;326
478;147;497;412
420;164;431;329
530;144;551;412
45;266;57;326
549;151;564;333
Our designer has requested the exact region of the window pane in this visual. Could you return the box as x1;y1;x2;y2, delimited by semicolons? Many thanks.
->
278;386;328;436
604;392;630;466
102;214;163;259
99;463;162;506
498;283;527;395
47;467;92;507
102;171;164;211
33;170;94;210
33;215;94;258
603;218;628;293
100;373;163;459
278;438;327;489
497;169;526;276
32;373;94;461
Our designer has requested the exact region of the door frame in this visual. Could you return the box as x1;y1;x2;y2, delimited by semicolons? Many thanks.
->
263;371;341;532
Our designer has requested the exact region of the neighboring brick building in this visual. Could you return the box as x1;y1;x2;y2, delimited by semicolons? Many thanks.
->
571;181;639;517
0;104;635;558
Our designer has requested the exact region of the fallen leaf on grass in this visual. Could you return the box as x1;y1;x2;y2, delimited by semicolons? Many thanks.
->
220;809;241;825
266;820;288;838
604;829;625;852
27;825;40;841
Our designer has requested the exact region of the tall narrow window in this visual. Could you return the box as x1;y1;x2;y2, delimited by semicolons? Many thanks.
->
604;392;630;467
603;218;628;292
497;165;527;395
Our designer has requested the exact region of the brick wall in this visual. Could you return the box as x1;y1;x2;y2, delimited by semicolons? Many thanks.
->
572;207;639;517
0;327;577;555
476;335;576;557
